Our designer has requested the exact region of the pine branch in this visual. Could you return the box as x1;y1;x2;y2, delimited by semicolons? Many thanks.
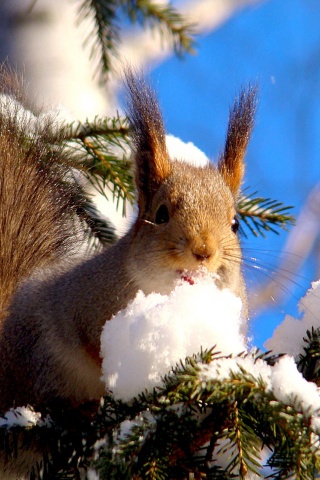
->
76;0;195;82
67;113;130;140
76;193;117;247
121;0;195;57
95;350;320;479
238;190;295;238
297;327;320;386
265;404;317;480
36;115;131;248
219;400;262;478
77;0;119;80
65;115;135;217
1;349;320;479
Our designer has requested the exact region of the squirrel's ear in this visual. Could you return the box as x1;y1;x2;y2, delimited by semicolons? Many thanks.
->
218;86;257;197
125;68;170;212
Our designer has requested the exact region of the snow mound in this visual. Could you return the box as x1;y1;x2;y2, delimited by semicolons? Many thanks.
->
100;275;246;401
265;280;320;357
166;134;210;167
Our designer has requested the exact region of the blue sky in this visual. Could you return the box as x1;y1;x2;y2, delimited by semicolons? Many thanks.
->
150;0;320;347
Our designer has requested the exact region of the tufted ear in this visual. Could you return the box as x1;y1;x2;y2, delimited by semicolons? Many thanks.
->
218;86;257;197
125;68;171;214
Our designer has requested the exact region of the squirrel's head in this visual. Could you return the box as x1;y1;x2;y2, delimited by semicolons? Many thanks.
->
125;68;256;306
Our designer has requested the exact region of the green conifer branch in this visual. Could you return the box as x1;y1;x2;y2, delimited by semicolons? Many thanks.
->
238;190;295;238
77;0;195;81
1;347;319;478
43;115;133;248
77;0;119;78
121;0;196;57
65;116;135;216
297;327;320;385
68;113;130;139
76;194;117;247
91;349;320;479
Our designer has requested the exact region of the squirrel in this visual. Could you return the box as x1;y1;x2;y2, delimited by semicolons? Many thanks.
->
0;66;256;416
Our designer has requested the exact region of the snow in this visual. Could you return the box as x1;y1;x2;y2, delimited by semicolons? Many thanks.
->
166;134;210;167
0;93;66;133
201;352;320;429
265;280;320;357
0;406;44;428
200;353;272;388
87;469;100;480
101;273;246;401
271;356;320;419
114;411;156;446
100;275;320;436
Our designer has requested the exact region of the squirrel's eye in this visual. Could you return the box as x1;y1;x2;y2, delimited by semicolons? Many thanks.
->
231;215;240;234
155;204;170;225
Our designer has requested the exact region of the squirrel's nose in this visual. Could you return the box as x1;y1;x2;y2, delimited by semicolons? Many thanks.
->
190;232;218;263
192;243;215;262
193;250;211;261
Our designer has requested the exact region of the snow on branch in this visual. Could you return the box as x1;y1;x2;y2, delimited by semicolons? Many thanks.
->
100;272;320;433
1;272;320;477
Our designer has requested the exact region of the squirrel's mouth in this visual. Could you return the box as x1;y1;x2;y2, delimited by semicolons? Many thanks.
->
177;267;220;286
177;269;195;285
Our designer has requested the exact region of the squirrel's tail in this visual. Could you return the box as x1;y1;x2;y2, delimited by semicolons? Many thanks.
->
0;66;79;313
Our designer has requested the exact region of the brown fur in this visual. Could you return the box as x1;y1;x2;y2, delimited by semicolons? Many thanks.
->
125;68;171;211
0;67;256;477
218;86;257;196
0;72;80;315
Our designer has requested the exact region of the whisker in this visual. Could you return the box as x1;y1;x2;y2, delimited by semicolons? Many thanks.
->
140;219;157;226
243;253;312;286
242;247;307;262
